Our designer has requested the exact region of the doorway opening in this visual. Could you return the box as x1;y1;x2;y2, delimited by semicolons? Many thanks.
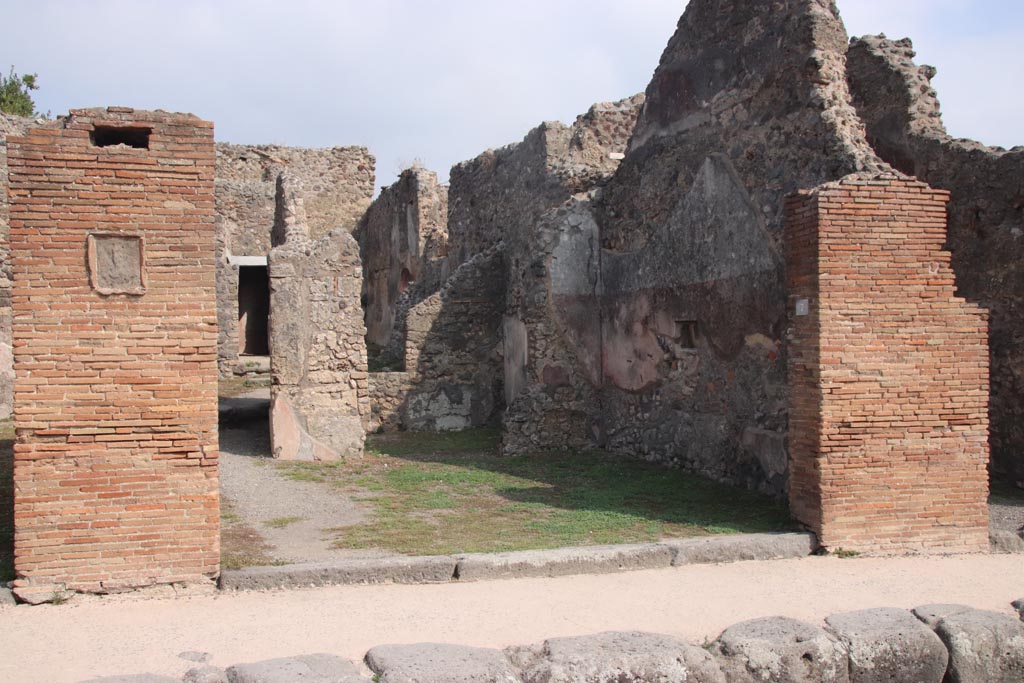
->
238;264;270;356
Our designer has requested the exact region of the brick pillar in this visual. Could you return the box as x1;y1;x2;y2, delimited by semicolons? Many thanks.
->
785;173;989;554
8;108;219;593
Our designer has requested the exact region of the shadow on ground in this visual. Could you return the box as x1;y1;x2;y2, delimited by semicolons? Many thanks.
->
363;428;796;537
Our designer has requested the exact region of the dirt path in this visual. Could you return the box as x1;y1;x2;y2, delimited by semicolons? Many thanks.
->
220;418;393;563
1;554;1021;683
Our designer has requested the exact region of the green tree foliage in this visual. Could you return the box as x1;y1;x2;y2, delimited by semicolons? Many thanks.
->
0;66;42;117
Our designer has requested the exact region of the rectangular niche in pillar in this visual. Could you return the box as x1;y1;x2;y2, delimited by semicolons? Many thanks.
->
88;233;146;295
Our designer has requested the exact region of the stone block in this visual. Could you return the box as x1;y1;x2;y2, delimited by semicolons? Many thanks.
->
825;608;947;683
911;604;975;629
989;529;1024;553
227;654;367;683
664;532;816;566
930;608;1024;683
77;676;179;683
220;556;457;590
366;643;520;683
454;543;672;581
513;631;724;683
713;616;849;683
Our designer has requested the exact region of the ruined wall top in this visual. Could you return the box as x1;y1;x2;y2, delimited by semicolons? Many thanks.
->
599;0;883;251
847;36;948;143
447;93;642;266
216;142;375;238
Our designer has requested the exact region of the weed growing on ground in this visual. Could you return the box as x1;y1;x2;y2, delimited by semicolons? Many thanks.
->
264;516;305;529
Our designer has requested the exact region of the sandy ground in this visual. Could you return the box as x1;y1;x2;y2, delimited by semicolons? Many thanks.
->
1;554;1021;683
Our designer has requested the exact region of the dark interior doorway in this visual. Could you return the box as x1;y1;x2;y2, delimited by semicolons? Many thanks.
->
238;265;270;356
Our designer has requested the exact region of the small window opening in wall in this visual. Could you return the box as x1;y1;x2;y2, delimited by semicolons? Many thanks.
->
90;125;151;149
674;320;698;349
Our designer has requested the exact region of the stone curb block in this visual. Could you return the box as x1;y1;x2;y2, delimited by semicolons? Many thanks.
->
219;556;457;590
454;543;672;581
664;532;817;566
989;529;1024;553
218;533;820;590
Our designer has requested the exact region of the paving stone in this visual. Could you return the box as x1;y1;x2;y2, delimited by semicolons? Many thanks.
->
454;543;672;581
220;556;456;590
911;604;975;629
825;608;947;683
183;666;228;683
78;676;179;683
514;631;725;683
930;608;1024;683
365;643;520;683
227;654;367;683
663;532;816;566
713;616;850;683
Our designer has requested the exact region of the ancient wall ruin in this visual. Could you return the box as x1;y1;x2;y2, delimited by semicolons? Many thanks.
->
786;174;989;553
355;167;448;363
268;172;368;460
215;143;375;375
8;108;219;594
846;35;1024;486
504;0;882;496
447;95;642;269
365;246;505;433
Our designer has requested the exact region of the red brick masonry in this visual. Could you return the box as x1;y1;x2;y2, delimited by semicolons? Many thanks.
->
7;108;219;592
786;174;989;553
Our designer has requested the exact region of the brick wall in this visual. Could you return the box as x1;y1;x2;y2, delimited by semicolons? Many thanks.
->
7;108;219;593
785;173;989;553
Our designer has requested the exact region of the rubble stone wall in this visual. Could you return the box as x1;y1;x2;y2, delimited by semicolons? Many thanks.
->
401;246;506;431
448;95;642;268
215;143;375;375
786;174;989;554
506;0;883;496
355;167;448;357
268;172;368;460
8;108;220;592
847;35;1024;485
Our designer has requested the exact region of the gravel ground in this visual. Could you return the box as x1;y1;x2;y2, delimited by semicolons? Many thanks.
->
219;390;395;563
990;498;1024;533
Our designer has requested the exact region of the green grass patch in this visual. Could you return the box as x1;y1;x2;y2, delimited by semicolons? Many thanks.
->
264;516;305;529
298;428;798;556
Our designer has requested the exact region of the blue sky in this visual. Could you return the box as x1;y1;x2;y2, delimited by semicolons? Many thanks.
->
5;0;1021;192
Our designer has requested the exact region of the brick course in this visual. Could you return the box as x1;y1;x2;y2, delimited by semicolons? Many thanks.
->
7;108;219;592
785;173;989;553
